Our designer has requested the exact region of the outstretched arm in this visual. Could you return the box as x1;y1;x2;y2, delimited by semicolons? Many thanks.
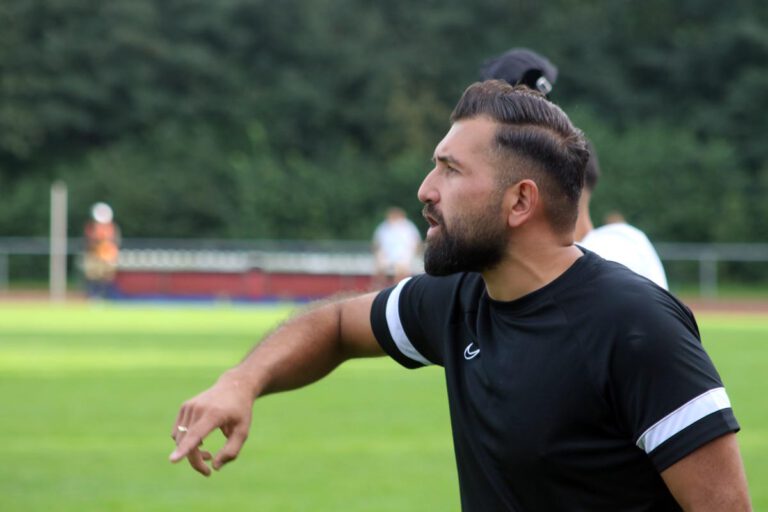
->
169;292;383;476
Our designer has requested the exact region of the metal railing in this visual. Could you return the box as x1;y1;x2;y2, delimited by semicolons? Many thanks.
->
2;237;768;297
655;243;768;297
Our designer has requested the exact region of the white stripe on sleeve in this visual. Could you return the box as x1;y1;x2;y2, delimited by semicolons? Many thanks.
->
636;387;731;453
385;277;432;366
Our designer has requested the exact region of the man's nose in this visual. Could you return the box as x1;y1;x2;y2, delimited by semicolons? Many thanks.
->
417;168;439;204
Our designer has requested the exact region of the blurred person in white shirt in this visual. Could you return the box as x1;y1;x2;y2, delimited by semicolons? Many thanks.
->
575;145;669;289
372;207;422;287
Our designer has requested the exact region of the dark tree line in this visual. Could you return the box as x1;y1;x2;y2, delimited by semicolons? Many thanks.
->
2;0;767;243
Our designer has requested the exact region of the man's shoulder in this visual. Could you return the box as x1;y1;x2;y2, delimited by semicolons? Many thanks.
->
594;261;693;325
577;252;674;307
371;272;484;368
406;272;483;296
389;272;484;318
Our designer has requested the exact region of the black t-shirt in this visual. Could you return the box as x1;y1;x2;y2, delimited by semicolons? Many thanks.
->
370;250;739;511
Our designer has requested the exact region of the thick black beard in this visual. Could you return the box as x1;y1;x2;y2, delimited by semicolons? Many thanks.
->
423;214;507;276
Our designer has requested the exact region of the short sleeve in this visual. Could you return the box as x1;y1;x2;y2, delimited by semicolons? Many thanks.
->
370;273;466;368
609;296;739;471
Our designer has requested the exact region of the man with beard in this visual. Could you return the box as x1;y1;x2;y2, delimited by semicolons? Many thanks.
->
169;81;750;510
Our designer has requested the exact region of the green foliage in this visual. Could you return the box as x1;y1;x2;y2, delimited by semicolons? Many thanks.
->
573;110;746;242
0;174;51;235
1;0;767;241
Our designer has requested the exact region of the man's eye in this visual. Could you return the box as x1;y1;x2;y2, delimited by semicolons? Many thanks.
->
445;166;459;174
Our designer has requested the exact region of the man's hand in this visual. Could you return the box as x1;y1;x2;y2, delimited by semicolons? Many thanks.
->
168;293;382;476
169;373;254;476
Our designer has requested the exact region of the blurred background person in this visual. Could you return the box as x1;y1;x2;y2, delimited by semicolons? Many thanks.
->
604;210;628;225
481;47;668;289
83;202;121;298
371;206;422;288
575;145;669;289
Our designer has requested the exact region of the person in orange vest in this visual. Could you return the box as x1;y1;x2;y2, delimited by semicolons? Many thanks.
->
83;202;121;298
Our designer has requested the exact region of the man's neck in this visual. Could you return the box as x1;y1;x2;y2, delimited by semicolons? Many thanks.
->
574;193;593;242
481;240;583;302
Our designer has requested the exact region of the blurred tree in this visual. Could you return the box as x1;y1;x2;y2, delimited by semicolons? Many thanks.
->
574;110;746;242
0;0;766;245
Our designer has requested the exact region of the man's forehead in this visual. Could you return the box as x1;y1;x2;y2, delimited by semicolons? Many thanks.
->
434;117;498;162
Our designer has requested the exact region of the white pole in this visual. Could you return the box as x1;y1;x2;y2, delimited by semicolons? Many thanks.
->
50;181;68;302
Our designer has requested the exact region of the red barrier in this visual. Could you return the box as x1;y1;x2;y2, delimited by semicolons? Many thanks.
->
114;269;374;300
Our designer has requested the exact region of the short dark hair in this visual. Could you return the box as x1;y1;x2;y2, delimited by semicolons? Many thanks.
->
450;80;589;232
584;139;600;192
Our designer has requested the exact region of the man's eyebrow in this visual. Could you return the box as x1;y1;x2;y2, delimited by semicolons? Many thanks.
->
432;154;462;167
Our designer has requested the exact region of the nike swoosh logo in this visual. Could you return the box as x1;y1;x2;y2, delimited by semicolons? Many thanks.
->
464;342;480;360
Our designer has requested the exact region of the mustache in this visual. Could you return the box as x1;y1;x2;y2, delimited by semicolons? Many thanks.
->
422;204;444;224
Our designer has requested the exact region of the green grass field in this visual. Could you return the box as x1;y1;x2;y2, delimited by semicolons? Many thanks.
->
0;302;765;511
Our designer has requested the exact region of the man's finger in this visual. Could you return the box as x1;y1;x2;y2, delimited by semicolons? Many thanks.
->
170;432;203;462
169;417;217;463
212;428;248;470
170;406;187;439
172;405;195;443
185;446;211;477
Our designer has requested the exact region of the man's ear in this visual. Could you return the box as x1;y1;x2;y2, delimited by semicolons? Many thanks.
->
504;179;539;228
